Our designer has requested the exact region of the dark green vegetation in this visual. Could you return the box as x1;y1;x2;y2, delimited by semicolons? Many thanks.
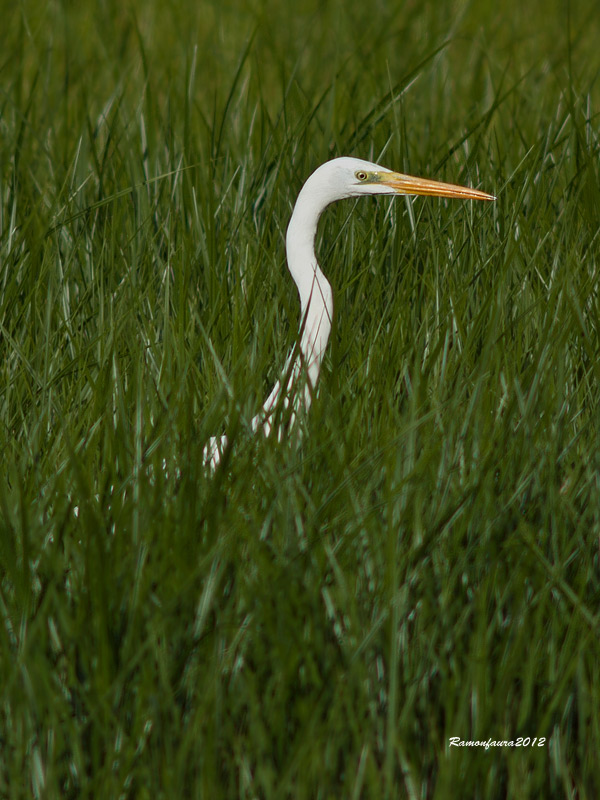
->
1;0;600;796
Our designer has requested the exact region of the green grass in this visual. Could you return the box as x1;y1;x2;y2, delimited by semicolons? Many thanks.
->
1;0;600;796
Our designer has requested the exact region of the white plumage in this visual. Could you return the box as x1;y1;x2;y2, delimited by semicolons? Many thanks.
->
205;157;493;468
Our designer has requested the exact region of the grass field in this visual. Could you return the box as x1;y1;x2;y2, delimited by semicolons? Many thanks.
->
1;0;600;796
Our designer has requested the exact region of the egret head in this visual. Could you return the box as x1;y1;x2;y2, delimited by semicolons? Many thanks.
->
305;156;494;204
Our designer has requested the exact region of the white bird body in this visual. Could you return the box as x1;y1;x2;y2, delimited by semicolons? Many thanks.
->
204;157;493;468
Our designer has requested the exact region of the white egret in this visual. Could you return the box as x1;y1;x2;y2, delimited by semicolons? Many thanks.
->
204;156;493;468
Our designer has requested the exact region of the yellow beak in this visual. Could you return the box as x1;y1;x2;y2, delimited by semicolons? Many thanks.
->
379;171;495;201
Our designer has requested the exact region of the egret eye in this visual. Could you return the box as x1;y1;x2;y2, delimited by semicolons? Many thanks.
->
355;170;368;182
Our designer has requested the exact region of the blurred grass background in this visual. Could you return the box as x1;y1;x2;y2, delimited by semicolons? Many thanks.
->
1;0;600;796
